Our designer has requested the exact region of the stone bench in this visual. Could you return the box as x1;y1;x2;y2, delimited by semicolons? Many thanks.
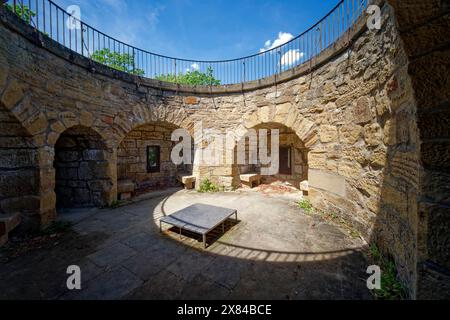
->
117;179;135;200
177;174;196;190
300;180;309;195
0;212;21;246
240;173;261;188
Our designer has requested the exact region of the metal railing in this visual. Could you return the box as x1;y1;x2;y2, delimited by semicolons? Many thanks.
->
3;0;368;85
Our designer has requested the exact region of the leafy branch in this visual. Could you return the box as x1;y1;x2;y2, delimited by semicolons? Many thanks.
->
91;48;145;76
156;66;221;86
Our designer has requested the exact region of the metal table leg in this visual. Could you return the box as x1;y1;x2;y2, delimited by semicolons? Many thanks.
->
203;234;206;249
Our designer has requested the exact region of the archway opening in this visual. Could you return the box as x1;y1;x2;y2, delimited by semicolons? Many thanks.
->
0;104;39;229
54;126;112;210
117;121;194;199
236;122;308;192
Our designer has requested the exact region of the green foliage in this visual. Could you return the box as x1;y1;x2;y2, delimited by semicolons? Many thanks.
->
369;243;382;261
156;66;221;86
198;178;219;193
5;3;36;24
297;198;313;214
369;243;407;300
297;200;361;238
109;200;123;208
91;48;145;76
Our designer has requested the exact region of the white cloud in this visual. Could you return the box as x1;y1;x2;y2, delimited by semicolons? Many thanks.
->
146;6;164;27
280;49;304;66
260;32;294;52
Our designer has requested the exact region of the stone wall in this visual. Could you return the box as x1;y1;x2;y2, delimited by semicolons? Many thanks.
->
0;2;447;298
386;0;450;299
54;126;113;208
237;124;308;188
0;105;39;223
117;122;184;193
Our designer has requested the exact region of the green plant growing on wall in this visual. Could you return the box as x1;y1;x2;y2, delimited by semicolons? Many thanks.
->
5;3;36;24
198;178;219;193
91;48;145;76
156;66;221;86
369;243;407;300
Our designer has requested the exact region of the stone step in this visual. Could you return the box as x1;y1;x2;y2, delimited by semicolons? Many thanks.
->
0;212;21;246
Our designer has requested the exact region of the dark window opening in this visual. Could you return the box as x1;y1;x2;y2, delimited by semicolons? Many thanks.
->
279;146;292;175
147;146;160;173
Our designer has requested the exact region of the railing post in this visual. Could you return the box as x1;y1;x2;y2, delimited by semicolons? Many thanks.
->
132;47;135;74
174;59;177;84
81;22;84;56
277;51;281;74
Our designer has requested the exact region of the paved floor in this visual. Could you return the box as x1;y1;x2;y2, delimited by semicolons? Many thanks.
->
0;188;372;299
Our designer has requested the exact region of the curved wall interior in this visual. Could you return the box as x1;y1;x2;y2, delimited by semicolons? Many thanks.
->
0;1;448;298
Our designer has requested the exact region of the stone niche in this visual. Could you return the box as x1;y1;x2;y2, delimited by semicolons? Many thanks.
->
117;122;191;195
54;126;112;209
236;123;308;189
0;106;39;217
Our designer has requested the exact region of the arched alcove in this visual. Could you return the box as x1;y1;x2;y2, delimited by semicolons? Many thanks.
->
54;126;113;210
235;122;308;190
0;104;39;221
117;121;194;199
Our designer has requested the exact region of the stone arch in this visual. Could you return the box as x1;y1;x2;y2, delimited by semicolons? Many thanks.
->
385;0;450;299
112;104;193;149
0;102;40;229
53;125;114;211
232;121;309;191
241;104;318;148
116;119;195;199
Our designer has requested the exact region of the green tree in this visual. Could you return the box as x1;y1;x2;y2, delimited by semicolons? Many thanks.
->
156;66;221;86
91;48;145;76
5;3;36;24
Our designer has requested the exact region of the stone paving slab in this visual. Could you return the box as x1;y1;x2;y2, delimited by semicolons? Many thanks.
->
87;242;137;268
0;190;372;300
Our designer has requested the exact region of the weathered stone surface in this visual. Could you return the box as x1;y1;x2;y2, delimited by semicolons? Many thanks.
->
308;151;326;169
370;147;387;169
319;125;338;143
1;79;24;109
353;97;373;124
309;169;346;197
59;112;79;128
339;124;362;144
364;123;382;147
0;55;8;89
338;160;362;181
184;96;199;105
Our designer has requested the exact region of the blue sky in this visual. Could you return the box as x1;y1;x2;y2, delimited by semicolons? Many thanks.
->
55;0;338;60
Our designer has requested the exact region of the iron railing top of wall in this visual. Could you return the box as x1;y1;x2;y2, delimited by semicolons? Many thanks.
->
4;0;368;85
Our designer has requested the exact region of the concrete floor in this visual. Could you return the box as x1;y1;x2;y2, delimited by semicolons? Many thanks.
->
0;188;372;299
